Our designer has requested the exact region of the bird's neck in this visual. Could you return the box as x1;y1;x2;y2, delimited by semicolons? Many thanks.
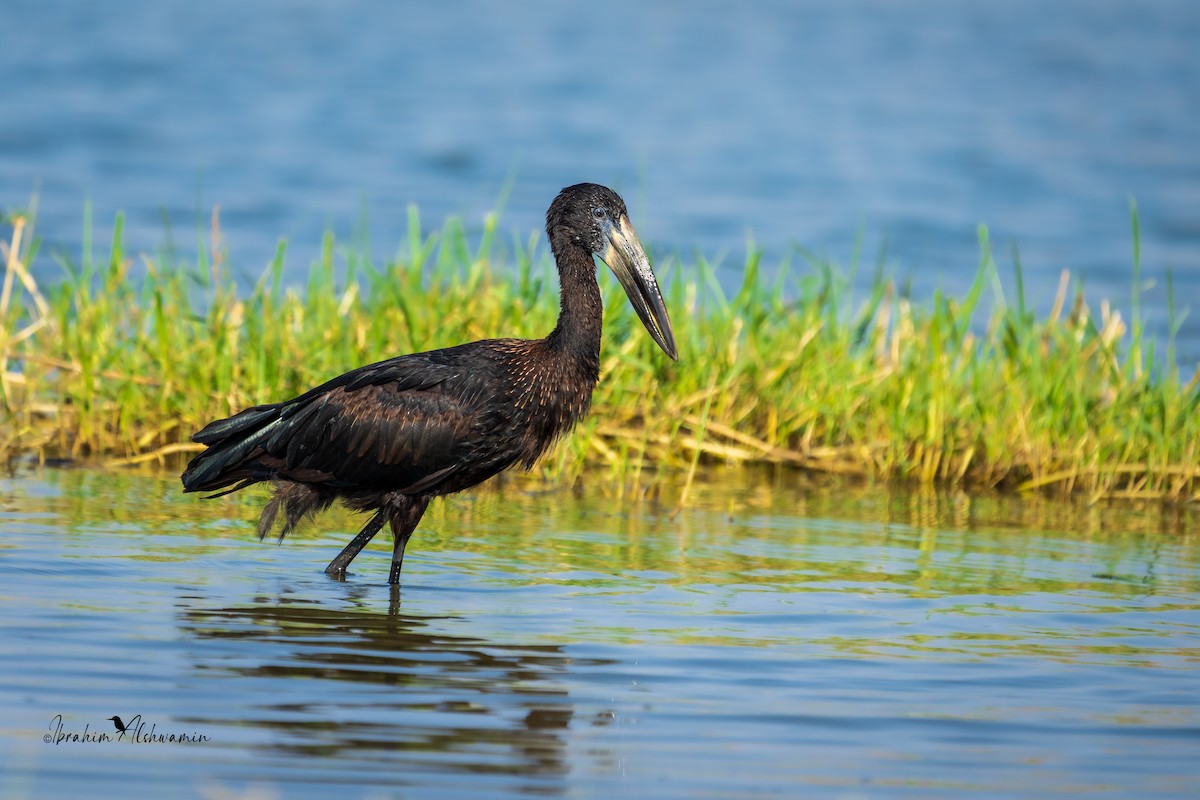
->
545;242;602;375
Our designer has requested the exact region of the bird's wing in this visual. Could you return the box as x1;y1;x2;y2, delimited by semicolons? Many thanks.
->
251;354;494;492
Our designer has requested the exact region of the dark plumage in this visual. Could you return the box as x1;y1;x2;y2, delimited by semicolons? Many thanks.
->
181;183;677;584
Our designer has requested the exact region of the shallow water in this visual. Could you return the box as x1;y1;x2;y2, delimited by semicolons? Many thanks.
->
1;467;1198;798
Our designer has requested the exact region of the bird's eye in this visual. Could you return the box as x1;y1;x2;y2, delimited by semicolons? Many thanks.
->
592;207;607;220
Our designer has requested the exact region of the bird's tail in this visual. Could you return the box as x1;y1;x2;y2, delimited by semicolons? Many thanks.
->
180;404;284;494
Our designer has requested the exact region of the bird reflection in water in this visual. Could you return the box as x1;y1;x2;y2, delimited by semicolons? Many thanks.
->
178;590;617;786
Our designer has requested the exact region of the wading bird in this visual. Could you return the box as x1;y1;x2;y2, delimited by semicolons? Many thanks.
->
181;184;677;584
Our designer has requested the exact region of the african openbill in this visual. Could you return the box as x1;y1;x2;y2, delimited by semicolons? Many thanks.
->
181;183;677;584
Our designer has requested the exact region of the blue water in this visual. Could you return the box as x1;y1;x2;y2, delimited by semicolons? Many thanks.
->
2;468;1198;797
3;0;1199;359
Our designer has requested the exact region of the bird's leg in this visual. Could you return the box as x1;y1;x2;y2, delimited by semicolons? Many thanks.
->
388;533;413;586
324;511;387;577
388;496;431;585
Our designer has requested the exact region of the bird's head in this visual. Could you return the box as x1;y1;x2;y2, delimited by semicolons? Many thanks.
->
547;183;678;361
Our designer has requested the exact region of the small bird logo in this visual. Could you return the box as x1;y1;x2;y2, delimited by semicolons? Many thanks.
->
106;715;129;733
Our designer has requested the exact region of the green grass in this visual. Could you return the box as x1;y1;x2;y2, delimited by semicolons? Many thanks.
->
1;202;1197;503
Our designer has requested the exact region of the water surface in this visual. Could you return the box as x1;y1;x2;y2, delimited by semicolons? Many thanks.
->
1;468;1197;797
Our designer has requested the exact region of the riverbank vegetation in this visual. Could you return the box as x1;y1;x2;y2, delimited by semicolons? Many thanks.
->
2;205;1196;503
